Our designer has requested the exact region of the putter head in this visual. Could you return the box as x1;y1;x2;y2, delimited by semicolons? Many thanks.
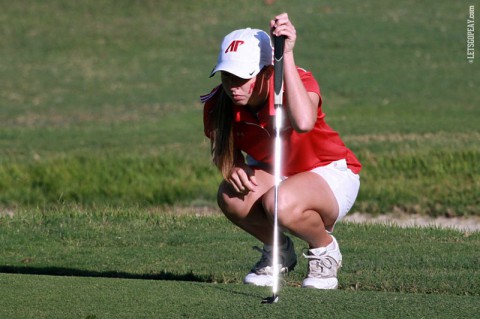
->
261;293;279;304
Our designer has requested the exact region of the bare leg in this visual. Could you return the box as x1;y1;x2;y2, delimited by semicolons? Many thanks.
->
262;171;339;248
217;168;281;245
218;167;338;249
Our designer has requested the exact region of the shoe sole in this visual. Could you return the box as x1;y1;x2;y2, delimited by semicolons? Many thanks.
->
302;284;338;289
302;277;338;289
243;259;298;287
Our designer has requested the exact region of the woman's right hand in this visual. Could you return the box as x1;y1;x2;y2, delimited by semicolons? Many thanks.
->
227;164;258;194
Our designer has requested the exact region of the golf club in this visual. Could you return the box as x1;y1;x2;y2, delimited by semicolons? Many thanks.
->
262;33;285;305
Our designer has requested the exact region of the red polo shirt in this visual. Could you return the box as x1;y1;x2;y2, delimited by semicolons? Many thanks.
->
201;67;361;176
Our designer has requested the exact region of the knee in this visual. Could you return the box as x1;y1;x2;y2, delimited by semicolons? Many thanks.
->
262;190;300;226
261;190;275;219
217;181;234;214
217;181;248;220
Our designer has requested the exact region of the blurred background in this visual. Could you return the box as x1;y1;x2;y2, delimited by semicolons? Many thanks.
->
1;0;478;217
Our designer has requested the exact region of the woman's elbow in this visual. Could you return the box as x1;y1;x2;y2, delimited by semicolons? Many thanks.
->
293;118;315;133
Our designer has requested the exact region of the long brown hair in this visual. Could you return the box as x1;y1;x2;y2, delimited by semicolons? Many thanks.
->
211;88;235;180
209;67;271;179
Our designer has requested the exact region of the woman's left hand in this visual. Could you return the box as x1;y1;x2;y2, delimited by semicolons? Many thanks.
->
270;13;297;54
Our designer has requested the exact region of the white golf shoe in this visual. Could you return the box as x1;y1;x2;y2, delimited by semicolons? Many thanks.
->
302;236;342;289
243;236;297;287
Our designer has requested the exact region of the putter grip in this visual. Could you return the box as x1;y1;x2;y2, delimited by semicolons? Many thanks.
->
273;35;285;97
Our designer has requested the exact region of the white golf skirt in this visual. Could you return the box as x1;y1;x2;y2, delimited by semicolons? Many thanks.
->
310;159;360;231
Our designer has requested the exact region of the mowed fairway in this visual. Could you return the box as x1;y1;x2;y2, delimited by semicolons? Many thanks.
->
0;208;479;318
1;275;478;319
0;0;479;318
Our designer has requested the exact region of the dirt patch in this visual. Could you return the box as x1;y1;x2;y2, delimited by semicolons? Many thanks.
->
344;212;480;233
0;208;15;218
344;131;480;144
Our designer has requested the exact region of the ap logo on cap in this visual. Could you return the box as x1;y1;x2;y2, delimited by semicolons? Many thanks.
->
225;40;245;53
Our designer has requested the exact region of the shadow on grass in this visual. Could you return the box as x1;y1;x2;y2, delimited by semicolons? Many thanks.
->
208;283;264;299
0;265;213;283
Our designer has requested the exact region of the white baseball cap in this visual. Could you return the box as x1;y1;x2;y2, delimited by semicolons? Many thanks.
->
210;28;273;79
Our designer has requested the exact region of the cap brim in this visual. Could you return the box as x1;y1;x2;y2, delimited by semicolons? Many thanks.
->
209;61;260;79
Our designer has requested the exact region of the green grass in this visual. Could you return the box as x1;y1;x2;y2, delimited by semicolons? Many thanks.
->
0;0;479;316
2;275;479;319
0;0;479;215
0;208;479;318
0;153;219;206
1;207;479;294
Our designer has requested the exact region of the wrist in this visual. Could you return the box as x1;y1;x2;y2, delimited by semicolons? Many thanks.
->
283;51;295;66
